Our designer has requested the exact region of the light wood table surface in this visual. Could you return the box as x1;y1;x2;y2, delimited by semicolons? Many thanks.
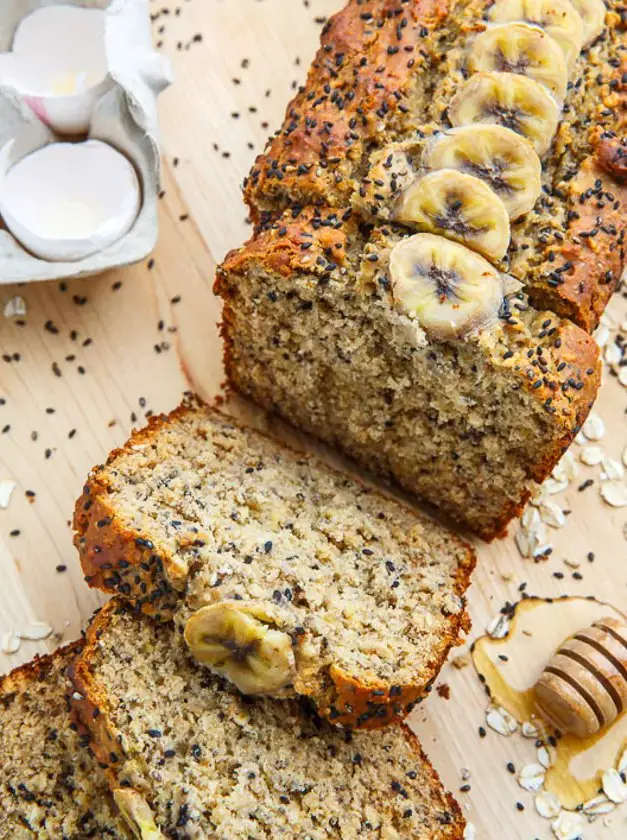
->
1;1;626;837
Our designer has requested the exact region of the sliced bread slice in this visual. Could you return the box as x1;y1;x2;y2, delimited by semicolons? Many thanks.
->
0;642;130;839
74;401;475;729
70;600;466;839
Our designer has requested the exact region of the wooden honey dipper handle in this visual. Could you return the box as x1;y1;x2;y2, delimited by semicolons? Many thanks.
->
534;617;627;738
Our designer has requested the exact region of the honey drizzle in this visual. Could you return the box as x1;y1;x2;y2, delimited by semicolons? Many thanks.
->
472;596;627;810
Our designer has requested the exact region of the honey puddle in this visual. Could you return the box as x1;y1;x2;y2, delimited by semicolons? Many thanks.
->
472;596;627;810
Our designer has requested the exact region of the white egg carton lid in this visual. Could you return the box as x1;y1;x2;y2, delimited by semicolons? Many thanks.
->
0;0;172;284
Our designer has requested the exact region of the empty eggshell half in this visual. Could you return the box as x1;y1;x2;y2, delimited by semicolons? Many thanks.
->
0;5;112;134
0;139;141;262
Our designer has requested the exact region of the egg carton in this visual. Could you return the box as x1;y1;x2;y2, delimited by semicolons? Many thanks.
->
0;0;172;284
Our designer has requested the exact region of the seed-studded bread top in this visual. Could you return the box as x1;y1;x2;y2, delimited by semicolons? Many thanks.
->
0;642;130;840
218;208;601;429
243;0;627;330
74;402;475;728
71;601;466;840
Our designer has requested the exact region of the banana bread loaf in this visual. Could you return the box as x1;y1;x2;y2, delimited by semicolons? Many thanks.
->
216;209;600;540
244;0;627;331
70;599;466;839
0;642;130;839
74;400;475;729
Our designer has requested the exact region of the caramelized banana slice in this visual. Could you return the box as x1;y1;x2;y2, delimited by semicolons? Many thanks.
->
389;233;506;340
570;0;606;46
449;71;561;155
468;22;568;102
184;601;295;696
397;169;511;261
423;125;542;219
488;0;584;70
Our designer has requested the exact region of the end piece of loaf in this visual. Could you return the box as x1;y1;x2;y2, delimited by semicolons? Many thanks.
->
70;600;466;839
216;210;600;540
74;401;475;729
0;642;130;839
244;0;627;331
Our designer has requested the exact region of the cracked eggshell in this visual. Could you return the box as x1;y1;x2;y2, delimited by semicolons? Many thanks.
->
0;0;171;283
0;5;113;135
0;138;140;262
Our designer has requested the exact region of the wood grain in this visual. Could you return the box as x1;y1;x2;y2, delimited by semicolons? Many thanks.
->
0;1;626;837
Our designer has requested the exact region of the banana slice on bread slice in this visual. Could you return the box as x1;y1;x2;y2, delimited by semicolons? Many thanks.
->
184;601;296;695
397;169;511;261
468;22;568;102
389;233;506;340
114;790;164;840
449;71;560;155
488;0;584;70
423;125;542;219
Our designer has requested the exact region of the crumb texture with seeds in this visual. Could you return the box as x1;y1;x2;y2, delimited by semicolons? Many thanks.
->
70;600;466;839
217;208;601;539
0;642;130;839
74;400;475;728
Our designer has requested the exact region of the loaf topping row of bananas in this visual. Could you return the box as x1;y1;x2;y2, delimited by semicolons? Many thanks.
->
376;0;606;342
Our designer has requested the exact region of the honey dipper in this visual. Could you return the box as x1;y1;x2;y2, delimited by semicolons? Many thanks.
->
534;617;627;738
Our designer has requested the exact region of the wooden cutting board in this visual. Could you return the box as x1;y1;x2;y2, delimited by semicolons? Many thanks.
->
0;2;625;837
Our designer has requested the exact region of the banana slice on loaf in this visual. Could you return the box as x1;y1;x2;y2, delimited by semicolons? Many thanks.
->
423;125;542;220
389;232;506;340
570;0;606;46
468;22;568;102
449;71;561;155
397;169;511;261
487;0;584;70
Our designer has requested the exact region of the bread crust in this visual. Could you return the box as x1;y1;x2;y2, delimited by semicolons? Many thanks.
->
74;399;476;727
69;600;466;839
523;141;627;332
244;0;452;217
0;639;83;698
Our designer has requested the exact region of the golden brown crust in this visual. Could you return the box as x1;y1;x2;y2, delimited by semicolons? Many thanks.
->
0;639;83;698
525;143;627;332
68;604;129;782
216;208;357;292
74;401;210;620
244;0;452;218
70;600;466;838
